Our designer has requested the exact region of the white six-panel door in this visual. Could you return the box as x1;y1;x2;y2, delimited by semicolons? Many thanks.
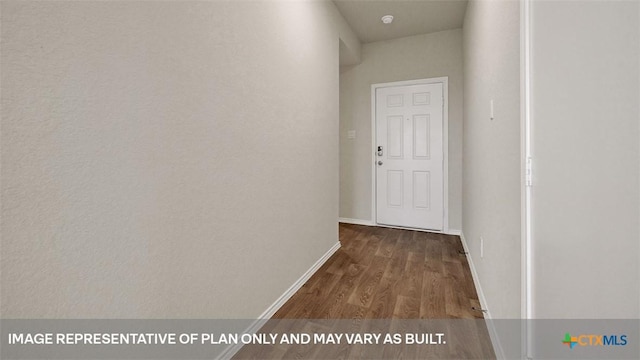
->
375;82;444;230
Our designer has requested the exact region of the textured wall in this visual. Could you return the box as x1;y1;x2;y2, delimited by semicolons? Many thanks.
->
1;0;349;318
462;0;521;319
339;29;463;231
530;0;639;318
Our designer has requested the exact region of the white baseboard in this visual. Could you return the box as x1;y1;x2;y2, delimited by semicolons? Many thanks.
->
446;228;462;236
459;231;505;359
339;218;461;237
338;217;375;226
215;241;341;360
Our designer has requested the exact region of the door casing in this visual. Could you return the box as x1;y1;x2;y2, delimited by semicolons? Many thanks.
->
371;77;450;234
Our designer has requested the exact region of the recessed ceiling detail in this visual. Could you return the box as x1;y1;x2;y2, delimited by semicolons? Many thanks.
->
334;0;469;44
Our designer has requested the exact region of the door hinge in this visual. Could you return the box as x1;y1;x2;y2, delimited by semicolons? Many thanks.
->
525;157;533;187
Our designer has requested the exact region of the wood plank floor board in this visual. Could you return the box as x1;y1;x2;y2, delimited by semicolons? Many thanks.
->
324;250;351;276
365;276;397;318
347;255;389;308
420;270;446;319
392;294;421;319
303;271;342;298
309;262;367;319
408;231;427;254
374;231;396;258
383;246;409;280
424;236;444;273
347;233;383;266
399;251;425;299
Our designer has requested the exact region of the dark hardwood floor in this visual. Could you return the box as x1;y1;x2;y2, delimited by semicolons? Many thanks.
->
233;224;496;359
273;223;484;320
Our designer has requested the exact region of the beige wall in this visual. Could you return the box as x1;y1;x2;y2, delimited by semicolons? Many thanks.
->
339;29;463;231
462;0;521;320
1;0;354;318
530;0;639;318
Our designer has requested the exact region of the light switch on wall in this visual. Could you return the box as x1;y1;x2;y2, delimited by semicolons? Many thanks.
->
347;130;356;139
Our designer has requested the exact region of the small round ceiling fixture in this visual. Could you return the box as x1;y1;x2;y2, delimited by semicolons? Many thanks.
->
381;15;394;24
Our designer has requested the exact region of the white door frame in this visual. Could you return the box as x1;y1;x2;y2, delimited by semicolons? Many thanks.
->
370;77;450;234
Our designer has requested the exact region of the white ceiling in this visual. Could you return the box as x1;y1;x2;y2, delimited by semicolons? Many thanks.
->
333;0;468;44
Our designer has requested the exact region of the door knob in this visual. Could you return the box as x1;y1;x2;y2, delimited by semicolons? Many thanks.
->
377;161;383;166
